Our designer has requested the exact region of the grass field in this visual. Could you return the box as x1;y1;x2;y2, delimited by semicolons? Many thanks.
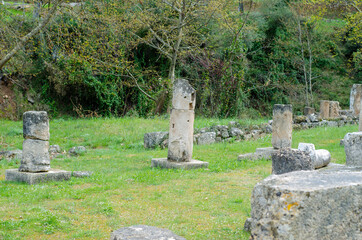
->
0;117;356;239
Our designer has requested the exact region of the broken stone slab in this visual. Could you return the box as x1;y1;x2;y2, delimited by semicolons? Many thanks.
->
307;113;319;122
272;104;293;149
23;111;50;141
143;132;169;149
197;132;216;145
344;132;362;167
272;148;313;175
72;171;93;178
68;146;87;156
151;158;208;170
110;225;186;240
238;147;277;161
339;109;354;118
19;139;50;172
319;100;330;119
49;145;61;154
248;168;362;240
350;84;362;116
5;169;71;184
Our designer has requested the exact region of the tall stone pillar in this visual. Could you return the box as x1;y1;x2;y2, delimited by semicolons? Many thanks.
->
350;84;362;117
151;79;208;169
167;79;196;162
272;104;293;149
319;100;330;119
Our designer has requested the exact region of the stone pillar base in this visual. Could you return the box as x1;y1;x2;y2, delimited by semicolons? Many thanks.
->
5;169;71;184
151;158;208;170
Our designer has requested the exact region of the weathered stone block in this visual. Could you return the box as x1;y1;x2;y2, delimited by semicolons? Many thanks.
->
110;225;186;240
248;168;362;240
344;132;362;167
5;169;71;184
272;148;313;175
350;84;362;116
171;79;196;110
168;109;194;162
272;104;293;149
329;101;341;118
319;100;330;119
229;127;243;137
0;149;22;160
151;158;208;170
68;146;87;156
303;107;315;116
23;111;49;141
197;132;216;145
143;132;168;149
19;139;50;172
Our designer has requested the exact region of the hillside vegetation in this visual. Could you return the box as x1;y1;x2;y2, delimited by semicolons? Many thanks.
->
0;0;361;119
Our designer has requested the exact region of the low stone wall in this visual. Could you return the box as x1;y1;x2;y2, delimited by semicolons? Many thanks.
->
144;115;359;149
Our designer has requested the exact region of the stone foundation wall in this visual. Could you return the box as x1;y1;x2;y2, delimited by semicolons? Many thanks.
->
144;116;359;149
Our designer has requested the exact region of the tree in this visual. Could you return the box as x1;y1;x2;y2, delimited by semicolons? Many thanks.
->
0;0;63;70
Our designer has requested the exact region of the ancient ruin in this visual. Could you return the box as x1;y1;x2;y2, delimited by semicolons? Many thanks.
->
272;104;293;149
151;79;208;169
350;84;362;116
344;132;362;167
319;100;330;119
5;111;71;184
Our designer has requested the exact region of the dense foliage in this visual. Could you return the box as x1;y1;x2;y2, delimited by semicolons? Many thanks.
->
0;0;360;118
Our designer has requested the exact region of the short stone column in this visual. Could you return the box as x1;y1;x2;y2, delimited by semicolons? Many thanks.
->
350;84;362;116
19;111;50;172
151;79;208;169
5;111;71;184
319;100;330;119
344;132;362;167
329;101;341;118
271;104;293;149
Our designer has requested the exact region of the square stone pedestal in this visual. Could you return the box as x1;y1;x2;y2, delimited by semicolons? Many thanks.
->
5;169;71;184
151;158;208;170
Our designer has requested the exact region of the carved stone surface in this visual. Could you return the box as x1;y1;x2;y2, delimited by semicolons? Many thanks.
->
350;84;362;116
248;167;362;240
319;100;330;119
19;139;50;172
271;104;293;149
23;111;50;141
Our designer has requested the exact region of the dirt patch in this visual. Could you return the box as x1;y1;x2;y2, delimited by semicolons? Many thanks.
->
0;80;17;120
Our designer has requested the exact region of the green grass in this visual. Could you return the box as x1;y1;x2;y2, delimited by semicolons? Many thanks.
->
0;117;356;239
